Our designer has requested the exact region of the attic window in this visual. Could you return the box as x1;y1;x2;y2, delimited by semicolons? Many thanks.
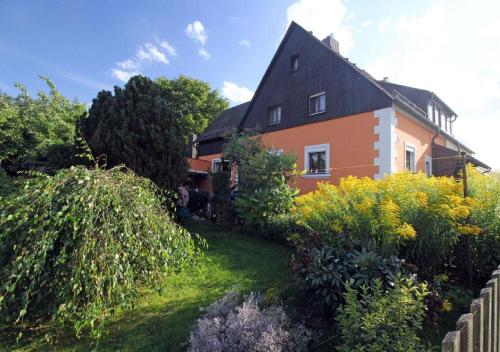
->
268;106;282;125
290;54;299;72
309;92;326;115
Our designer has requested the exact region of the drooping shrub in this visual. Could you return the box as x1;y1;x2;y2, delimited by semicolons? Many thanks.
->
293;173;473;277
0;167;14;196
0;165;203;338
336;279;429;352
188;292;311;352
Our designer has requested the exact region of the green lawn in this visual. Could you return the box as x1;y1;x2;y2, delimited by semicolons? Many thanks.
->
0;222;294;352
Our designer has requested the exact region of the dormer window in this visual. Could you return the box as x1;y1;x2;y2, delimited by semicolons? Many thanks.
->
290;54;299;72
309;92;326;115
268;106;282;125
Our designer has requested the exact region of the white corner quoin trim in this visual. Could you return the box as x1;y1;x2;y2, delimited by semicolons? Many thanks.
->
374;107;397;179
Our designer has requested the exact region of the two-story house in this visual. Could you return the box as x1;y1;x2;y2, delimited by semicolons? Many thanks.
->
191;21;489;193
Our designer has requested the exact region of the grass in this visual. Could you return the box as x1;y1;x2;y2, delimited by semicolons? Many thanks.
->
0;222;294;352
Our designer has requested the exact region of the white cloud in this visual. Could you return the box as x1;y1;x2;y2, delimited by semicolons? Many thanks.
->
377;17;391;33
286;0;354;53
364;0;500;169
361;20;372;28
117;59;138;70
186;20;208;45
110;40;176;82
159;40;177;57
111;69;140;82
137;43;169;64
221;81;254;104
238;39;251;47
198;48;211;59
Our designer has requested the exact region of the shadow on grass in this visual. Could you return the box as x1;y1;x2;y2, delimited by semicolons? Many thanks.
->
0;222;294;352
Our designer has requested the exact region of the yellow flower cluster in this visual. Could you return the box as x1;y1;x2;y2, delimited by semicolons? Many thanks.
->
293;171;485;248
441;299;453;312
457;225;481;236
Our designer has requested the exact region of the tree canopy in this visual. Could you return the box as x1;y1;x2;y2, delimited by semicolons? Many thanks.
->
79;75;228;190
0;76;86;173
156;75;228;136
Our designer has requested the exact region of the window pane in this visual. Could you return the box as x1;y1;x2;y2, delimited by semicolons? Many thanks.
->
268;106;281;125
310;94;326;115
406;149;415;172
425;160;431;176
290;55;299;72
309;151;326;173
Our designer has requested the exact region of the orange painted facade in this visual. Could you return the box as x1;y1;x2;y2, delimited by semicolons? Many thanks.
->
394;109;445;173
261;111;378;193
199;112;378;193
195;108;459;194
188;157;211;173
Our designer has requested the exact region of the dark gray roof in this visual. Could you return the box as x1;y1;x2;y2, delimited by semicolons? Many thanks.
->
198;22;460;149
378;80;457;116
378;81;431;112
197;101;250;142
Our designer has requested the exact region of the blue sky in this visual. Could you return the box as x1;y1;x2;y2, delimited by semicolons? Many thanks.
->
1;0;499;169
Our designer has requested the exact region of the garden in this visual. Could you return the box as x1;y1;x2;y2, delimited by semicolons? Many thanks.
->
1;75;499;351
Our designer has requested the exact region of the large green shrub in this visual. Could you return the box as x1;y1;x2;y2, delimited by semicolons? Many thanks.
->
293;173;473;278
0;77;86;174
465;168;500;282
79;75;227;190
222;131;298;230
337;279;429;352
0;167;14;196
290;238;407;313
0;166;202;338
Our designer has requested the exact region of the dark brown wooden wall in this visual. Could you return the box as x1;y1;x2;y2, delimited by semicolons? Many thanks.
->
240;23;393;133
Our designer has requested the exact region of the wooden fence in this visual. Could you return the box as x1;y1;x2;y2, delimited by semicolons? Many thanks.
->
442;265;500;351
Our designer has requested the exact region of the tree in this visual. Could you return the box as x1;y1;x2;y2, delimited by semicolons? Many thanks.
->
0;76;86;174
79;75;228;190
79;76;187;189
155;75;228;137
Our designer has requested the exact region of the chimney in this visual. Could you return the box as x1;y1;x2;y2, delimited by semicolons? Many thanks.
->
322;33;339;53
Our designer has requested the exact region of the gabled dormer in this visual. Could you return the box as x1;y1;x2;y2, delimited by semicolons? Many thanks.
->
378;80;457;136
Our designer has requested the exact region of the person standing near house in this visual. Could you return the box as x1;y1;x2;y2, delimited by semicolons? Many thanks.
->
176;182;191;223
178;182;190;208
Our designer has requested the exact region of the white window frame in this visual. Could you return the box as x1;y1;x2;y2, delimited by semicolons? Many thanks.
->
404;143;417;173
268;106;282;125
425;155;432;176
303;143;330;178
308;92;326;116
212;158;222;172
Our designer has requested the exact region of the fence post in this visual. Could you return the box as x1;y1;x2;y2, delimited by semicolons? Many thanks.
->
486;278;498;352
457;313;474;352
471;298;484;352
480;287;492;352
442;331;461;352
492;271;500;352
